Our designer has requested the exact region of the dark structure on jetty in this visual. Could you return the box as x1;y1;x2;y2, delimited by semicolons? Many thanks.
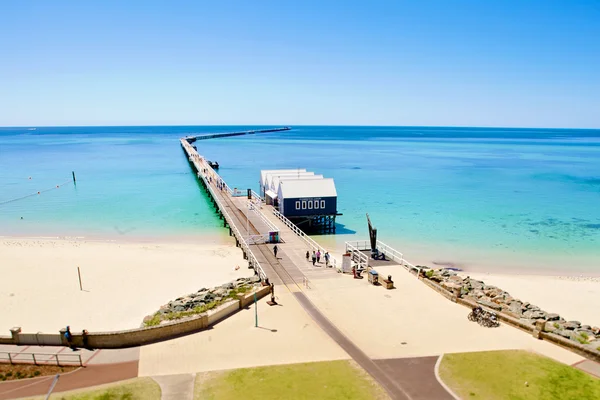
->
261;169;340;234
183;127;340;234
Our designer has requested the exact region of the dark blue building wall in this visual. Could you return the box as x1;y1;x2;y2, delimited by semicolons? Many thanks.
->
282;196;337;217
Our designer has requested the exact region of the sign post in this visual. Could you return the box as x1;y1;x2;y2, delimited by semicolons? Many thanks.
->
254;292;258;327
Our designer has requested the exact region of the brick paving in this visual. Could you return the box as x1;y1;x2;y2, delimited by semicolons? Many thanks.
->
0;361;138;400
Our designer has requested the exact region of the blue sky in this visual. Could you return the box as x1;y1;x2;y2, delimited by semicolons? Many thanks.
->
1;0;599;127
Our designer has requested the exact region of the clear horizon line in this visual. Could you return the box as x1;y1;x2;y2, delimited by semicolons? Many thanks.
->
1;123;600;130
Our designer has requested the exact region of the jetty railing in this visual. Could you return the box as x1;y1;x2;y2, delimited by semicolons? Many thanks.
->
344;241;369;270
271;208;338;269
345;239;420;278
196;171;267;281
182;140;267;281
249;202;279;234
0;351;82;367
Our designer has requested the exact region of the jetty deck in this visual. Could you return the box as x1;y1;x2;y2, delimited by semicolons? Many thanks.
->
180;134;420;399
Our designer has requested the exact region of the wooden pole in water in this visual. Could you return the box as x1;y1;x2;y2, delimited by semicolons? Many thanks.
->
72;171;76;184
77;267;82;291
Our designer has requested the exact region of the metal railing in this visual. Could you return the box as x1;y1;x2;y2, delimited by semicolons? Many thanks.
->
271;208;338;270
375;240;404;264
344;239;420;278
0;351;82;366
344;241;369;270
182;141;267;281
249;202;279;234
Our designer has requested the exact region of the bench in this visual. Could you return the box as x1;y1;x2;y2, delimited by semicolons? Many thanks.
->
381;279;394;289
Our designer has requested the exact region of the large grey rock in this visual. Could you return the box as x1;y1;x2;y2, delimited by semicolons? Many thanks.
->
222;282;235;290
524;310;546;320
173;305;185;312
546;313;560;321
564;321;580;330
555;329;572;339
509;301;523;315
468;279;485;290
250;275;261;283
477;299;502;311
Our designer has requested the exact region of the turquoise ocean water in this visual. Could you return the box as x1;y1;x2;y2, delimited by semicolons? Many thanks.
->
1;126;600;272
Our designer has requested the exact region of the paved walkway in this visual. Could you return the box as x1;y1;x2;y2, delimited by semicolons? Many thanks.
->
0;361;138;400
152;374;194;400
374;357;453;400
0;346;140;399
573;359;600;378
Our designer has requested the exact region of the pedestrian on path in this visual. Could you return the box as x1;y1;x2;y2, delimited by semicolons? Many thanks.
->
316;250;321;263
273;245;278;258
64;326;76;351
324;252;330;267
306;250;310;261
312;251;317;265
82;329;91;350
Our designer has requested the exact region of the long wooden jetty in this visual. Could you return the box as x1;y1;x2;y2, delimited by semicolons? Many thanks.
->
180;133;422;399
185;127;290;143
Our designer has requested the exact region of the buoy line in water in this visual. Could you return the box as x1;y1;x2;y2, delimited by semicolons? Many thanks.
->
0;178;73;206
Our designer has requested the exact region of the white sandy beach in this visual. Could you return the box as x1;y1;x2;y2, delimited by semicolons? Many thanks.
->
0;237;252;334
466;272;600;327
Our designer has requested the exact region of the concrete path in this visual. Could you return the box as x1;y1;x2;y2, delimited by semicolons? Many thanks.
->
152;374;195;400
138;291;348;376
304;264;585;366
573;359;600;378
0;361;138;400
374;357;454;400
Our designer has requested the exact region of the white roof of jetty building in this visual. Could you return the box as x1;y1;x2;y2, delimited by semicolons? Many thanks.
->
266;171;315;190
261;169;306;188
271;173;321;191
278;178;337;199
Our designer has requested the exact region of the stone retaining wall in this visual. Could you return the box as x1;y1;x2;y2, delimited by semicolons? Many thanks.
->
419;273;600;363
0;285;270;349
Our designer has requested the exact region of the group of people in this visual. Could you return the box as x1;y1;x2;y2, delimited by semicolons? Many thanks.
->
64;326;92;351
305;249;331;266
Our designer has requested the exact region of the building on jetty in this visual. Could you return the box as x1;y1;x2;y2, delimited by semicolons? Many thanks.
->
261;169;339;234
260;169;306;197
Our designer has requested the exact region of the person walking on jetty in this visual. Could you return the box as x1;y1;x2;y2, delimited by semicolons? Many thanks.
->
324;251;330;267
306;250;310;262
311;251;317;265
273;244;278;258
316;250;321;263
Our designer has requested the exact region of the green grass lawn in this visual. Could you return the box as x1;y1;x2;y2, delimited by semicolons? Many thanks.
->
23;378;161;400
194;360;388;400
439;350;600;400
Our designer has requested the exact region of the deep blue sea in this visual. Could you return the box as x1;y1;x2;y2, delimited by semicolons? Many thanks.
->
2;126;600;273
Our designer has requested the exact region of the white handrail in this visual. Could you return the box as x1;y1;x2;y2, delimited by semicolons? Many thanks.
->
182;140;267;281
344;242;369;270
345;237;420;278
249;202;280;233
271;208;338;269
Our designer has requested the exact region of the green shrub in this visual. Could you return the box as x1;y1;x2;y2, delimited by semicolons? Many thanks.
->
425;270;434;279
576;336;589;345
145;313;162;327
553;322;560;329
580;332;589;339
33;370;41;376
